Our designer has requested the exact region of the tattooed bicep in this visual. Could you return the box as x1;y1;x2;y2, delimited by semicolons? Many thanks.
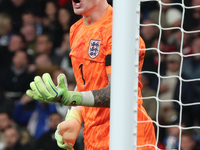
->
92;74;111;108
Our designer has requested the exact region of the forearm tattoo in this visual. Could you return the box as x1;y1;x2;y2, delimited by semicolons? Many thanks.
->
92;74;111;108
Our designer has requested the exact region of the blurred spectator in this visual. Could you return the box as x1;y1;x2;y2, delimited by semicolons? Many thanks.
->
13;94;57;139
55;32;75;81
34;112;63;150
0;0;38;33
140;1;158;22
54;33;70;58
181;130;200;150
21;10;36;25
182;37;200;95
58;7;71;33
175;37;200;126
167;29;193;55
42;0;63;48
151;39;167;74
165;8;182;40
149;0;172;28
141;73;157;121
20;24;37;56
182;37;200;76
35;34;52;55
0;110;32;150
43;1;59;26
0;111;13;132
159;54;181;108
152;54;181;125
0;93;15;116
191;0;200;20
166;8;182;28
4;126;32;150
142;39;167;88
21;10;43;35
35;34;60;64
173;73;199;127
0;50;34;101
0;13;13;47
140;19;159;48
0;111;12;150
32;54;59;77
8;34;26;52
163;120;185;149
0;33;26;69
184;0;200;31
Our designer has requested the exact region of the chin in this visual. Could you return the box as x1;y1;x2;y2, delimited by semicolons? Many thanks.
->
73;9;83;16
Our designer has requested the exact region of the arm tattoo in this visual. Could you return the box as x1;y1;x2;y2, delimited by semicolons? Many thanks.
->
92;74;111;108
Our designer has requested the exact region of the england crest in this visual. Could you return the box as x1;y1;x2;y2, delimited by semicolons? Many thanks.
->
88;39;101;59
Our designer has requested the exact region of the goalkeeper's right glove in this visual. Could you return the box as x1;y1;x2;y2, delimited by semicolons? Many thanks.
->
26;73;82;106
55;109;83;150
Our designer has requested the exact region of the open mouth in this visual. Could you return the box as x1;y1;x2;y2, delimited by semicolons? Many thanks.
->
72;0;81;8
72;0;80;3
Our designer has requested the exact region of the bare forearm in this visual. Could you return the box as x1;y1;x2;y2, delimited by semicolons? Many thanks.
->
73;75;111;108
92;75;111;108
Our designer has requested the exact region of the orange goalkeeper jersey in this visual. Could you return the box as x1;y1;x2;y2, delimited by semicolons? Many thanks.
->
69;5;155;150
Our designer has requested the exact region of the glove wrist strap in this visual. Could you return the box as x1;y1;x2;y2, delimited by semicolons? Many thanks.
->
61;91;82;106
61;91;94;107
65;109;83;124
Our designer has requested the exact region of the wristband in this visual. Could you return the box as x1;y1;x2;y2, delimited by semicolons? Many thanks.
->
80;91;94;106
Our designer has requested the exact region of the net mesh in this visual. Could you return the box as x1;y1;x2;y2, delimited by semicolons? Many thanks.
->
139;0;200;149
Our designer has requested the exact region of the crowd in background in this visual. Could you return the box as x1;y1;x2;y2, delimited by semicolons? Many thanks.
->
0;0;199;149
141;0;200;149
0;0;84;149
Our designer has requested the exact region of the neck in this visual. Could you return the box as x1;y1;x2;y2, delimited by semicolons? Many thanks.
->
83;2;109;26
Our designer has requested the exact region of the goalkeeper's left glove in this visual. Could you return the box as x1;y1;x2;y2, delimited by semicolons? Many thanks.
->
26;73;82;106
55;109;83;150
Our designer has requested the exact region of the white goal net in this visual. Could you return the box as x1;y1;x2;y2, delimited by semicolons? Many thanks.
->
140;0;200;149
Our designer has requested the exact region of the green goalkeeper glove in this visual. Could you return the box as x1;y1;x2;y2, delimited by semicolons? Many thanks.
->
55;109;82;150
55;127;74;150
26;73;82;106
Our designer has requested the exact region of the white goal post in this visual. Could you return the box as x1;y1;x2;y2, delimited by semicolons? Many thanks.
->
110;0;140;150
111;0;200;150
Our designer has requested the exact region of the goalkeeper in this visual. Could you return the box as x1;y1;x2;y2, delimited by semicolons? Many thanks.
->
26;0;156;149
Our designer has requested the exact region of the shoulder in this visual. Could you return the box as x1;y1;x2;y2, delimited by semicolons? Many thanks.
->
69;18;83;44
70;18;83;35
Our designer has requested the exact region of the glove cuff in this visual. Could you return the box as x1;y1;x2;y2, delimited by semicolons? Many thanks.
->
65;109;83;124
